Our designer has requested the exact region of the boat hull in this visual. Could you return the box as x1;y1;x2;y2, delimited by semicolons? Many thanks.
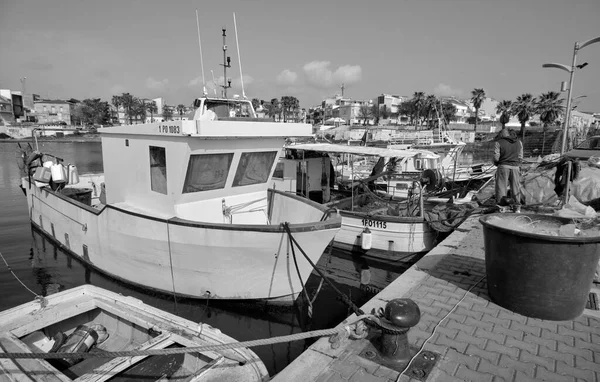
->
331;210;436;262
23;179;340;304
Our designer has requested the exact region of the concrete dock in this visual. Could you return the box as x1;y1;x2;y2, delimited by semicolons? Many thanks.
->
274;215;600;381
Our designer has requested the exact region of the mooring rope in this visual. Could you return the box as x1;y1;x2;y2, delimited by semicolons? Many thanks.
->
0;250;42;300
0;314;374;360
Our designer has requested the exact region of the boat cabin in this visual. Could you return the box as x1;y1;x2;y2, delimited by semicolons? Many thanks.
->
97;98;311;223
275;143;440;203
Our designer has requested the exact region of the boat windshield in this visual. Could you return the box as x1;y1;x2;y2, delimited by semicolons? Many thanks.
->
193;98;257;120
575;136;600;150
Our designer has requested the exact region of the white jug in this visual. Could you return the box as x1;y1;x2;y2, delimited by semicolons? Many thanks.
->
67;164;80;185
51;163;67;183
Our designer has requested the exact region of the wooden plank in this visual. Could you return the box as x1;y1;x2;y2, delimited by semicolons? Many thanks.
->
0;335;70;382
5;297;97;338
75;333;173;382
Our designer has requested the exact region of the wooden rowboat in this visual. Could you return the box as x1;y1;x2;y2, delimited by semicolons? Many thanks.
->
0;285;269;381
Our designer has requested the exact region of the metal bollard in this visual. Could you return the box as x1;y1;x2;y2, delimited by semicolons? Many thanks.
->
376;298;420;365
360;298;438;377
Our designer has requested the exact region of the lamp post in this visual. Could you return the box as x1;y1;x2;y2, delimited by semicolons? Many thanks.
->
542;35;600;154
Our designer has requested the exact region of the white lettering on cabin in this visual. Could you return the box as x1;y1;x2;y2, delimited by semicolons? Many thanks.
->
158;125;181;134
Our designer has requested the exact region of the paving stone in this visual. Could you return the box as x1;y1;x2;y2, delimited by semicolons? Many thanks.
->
477;358;514;380
575;337;600;353
431;300;456;312
573;320;598;334
444;348;480;370
485;339;519;358
523;332;557;351
464;316;494;332
509;320;542;337
575;356;600;373
348;368;388;382
455;364;493;382
535;366;576;382
519;349;555;372
480;312;510;327
525;317;559;333
318;370;347;382
427;369;464;382
465;343;499;364
514;370;541;382
474;327;506;345
538;345;575;366
435;333;467;353
496;309;527;324
446;318;476;335
505;336;538;355
542;328;575;346
330;357;360;379
372;366;399;380
556;360;596;381
434;357;459;376
556;342;594;362
456;331;486;348
493;324;523;341
558;325;591;342
423;342;450;357
417;303;442;317
347;354;380;375
435;326;459;340
498;354;535;377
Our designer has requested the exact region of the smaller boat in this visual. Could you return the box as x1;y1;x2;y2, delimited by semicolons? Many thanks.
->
0;285;269;381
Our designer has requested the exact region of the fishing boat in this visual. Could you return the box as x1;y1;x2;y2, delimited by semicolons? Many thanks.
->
19;95;341;305
0;285;269;381
273;143;442;263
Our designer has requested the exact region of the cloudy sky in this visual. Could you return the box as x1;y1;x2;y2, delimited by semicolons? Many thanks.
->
1;0;599;111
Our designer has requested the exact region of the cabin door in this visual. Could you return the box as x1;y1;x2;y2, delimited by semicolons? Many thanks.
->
296;161;308;197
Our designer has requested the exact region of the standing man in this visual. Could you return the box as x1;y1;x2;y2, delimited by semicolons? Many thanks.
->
493;128;523;210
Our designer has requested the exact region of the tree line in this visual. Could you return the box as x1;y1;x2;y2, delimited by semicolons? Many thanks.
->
470;88;565;138
251;96;301;122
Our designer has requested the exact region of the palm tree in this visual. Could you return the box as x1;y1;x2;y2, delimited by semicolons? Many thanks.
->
162;105;173;121
267;98;280;121
411;92;425;128
470;88;486;132
496;100;513;130
512;93;536;140
537;91;564;154
177;104;186;119
119;93;136;125
111;95;122;125
146;101;158;123
424;94;438;128
441;102;458;126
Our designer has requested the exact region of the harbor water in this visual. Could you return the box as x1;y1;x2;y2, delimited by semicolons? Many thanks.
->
0;139;489;375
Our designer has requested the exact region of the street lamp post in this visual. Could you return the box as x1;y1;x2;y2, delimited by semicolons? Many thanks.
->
542;35;600;154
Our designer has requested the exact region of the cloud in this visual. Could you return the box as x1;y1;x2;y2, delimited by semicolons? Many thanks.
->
22;59;54;71
433;83;463;98
146;77;169;91
303;61;362;89
276;69;298;86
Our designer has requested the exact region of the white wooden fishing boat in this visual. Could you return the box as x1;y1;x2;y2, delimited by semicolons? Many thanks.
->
20;97;341;305
273;143;438;262
0;285;269;381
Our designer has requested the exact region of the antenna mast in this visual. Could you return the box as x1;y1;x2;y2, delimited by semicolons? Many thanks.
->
195;10;207;96
210;70;217;96
341;83;345;97
220;28;231;98
233;13;246;99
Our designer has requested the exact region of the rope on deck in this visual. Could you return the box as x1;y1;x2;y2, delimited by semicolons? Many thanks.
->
0;314;374;360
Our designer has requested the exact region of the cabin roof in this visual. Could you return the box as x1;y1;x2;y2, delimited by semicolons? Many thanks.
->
286;143;440;159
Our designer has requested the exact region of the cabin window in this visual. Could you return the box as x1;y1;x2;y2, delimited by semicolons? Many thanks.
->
149;146;167;194
273;162;285;179
182;153;234;193
232;151;278;187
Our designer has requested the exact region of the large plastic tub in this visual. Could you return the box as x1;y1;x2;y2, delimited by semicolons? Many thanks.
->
480;213;600;320
61;187;93;206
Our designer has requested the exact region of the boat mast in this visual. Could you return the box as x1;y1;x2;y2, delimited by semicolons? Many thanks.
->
221;28;231;99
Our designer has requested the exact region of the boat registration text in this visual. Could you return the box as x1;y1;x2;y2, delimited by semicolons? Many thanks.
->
158;125;181;134
361;219;387;229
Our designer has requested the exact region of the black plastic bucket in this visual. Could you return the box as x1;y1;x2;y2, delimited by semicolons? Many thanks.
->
480;213;600;321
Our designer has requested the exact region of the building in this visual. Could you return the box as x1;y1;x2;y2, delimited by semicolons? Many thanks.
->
376;94;403;123
441;97;472;123
0;95;14;125
33;99;73;125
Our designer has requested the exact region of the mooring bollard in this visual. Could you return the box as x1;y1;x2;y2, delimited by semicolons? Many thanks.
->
360;298;434;375
377;298;421;364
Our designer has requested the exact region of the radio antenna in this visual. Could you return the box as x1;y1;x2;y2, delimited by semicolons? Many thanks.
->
210;70;218;96
195;9;207;96
233;13;246;99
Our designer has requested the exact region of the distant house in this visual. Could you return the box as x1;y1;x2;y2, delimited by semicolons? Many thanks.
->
0;95;14;125
34;99;73;125
441;97;472;123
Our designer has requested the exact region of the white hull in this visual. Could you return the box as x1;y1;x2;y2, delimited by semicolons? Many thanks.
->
331;210;436;262
23;178;340;304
